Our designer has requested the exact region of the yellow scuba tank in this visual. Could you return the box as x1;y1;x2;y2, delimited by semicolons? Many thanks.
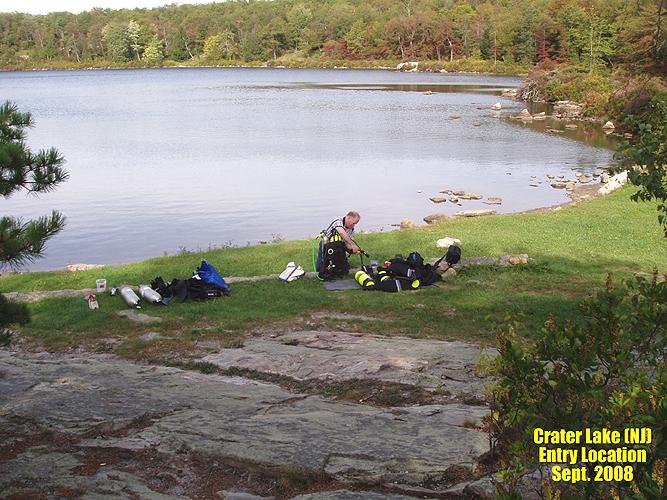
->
355;270;376;289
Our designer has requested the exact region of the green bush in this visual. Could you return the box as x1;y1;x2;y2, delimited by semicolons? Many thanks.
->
614;88;667;236
542;68;614;113
0;292;30;329
486;273;667;498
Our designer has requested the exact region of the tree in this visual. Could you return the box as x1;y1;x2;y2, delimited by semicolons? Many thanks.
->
615;0;666;73
0;101;68;268
346;19;371;57
287;3;313;52
202;31;239;61
126;20;143;61
616;94;667;236
101;22;130;62
142;34;164;65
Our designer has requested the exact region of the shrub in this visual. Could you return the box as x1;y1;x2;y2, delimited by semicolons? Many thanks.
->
0;292;30;329
486;273;667;498
613;84;667;236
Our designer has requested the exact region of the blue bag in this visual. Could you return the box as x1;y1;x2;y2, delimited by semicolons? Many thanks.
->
196;260;230;294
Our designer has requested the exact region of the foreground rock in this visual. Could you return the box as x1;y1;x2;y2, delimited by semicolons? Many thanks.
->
0;351;489;498
116;309;163;324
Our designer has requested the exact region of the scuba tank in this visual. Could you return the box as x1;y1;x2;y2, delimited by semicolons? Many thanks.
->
139;284;162;304
120;286;141;309
376;269;420;292
354;270;376;289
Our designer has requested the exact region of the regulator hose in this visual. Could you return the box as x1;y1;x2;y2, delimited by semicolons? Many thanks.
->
312;234;324;280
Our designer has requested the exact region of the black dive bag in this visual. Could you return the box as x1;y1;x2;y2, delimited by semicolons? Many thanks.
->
317;240;350;279
386;246;461;287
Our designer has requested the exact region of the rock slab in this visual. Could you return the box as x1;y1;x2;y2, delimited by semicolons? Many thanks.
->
204;331;495;399
0;351;489;498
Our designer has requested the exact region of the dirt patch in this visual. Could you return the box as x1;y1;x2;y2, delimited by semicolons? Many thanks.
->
310;311;388;322
219;366;440;407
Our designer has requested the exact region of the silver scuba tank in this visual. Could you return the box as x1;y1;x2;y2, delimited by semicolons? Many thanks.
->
119;286;141;309
138;284;162;304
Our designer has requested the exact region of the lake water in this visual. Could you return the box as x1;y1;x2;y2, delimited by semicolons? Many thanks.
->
1;67;614;271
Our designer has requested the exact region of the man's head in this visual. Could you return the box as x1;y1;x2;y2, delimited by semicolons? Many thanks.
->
344;211;360;229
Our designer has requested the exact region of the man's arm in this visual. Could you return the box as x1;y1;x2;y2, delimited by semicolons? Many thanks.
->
335;226;360;254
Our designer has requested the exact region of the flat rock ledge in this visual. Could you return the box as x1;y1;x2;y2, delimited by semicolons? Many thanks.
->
0;351;490;498
204;330;496;398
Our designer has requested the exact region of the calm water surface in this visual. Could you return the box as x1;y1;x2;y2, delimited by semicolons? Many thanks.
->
1;68;614;271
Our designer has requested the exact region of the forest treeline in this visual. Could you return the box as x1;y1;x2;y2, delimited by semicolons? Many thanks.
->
0;0;664;74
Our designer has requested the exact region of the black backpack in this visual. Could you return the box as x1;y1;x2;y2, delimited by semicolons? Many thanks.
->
186;278;225;301
388;252;425;280
317;240;350;279
151;276;225;303
435;245;462;269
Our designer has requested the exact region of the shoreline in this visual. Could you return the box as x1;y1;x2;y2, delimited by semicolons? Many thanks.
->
0;176;624;276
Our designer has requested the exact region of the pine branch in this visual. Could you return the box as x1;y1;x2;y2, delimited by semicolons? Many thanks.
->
0;212;66;268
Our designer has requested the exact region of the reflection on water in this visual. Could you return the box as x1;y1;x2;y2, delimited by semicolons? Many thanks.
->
300;82;512;94
0;68;616;271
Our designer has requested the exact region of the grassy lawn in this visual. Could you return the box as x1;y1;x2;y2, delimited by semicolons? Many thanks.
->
2;187;665;358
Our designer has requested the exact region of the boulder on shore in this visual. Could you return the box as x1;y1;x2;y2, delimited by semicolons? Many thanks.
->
396;61;419;72
436;237;461;248
491;102;502;110
598;171;628;195
429;197;447;203
553;101;582;119
602;120;615;130
65;263;106;272
399;219;417;229
423;214;449;224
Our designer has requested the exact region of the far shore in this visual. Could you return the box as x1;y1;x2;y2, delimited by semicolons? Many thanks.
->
0;58;529;76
